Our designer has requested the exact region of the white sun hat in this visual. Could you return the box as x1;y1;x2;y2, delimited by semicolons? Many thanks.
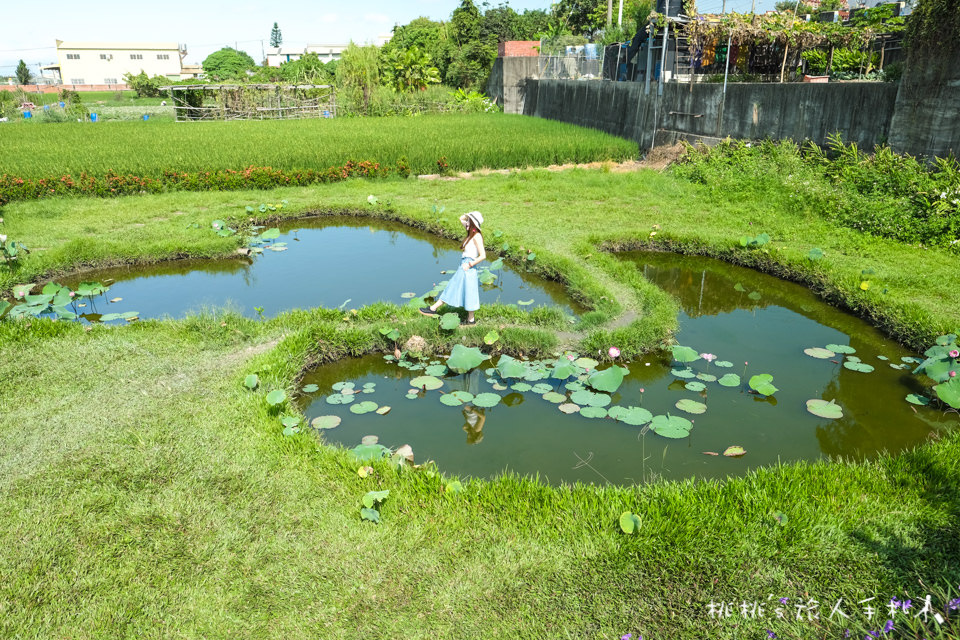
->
465;211;484;227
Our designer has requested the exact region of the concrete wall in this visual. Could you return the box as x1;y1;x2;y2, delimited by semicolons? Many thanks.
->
522;79;900;151
888;52;960;159
487;57;540;115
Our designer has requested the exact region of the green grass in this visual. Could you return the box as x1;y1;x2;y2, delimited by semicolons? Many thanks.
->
5;89;169;106
1;165;959;638
0;114;639;179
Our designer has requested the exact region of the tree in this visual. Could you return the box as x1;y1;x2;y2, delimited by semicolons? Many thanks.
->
122;70;166;97
775;0;817;15
202;48;257;81
336;43;381;113
382;46;442;92
280;53;330;84
451;0;484;45
818;0;847;10
15;60;33;85
270;22;283;48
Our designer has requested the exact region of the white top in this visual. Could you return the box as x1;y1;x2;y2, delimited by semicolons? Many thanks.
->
462;234;482;259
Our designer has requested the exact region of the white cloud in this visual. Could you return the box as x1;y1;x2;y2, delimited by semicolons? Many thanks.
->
363;12;391;24
320;12;338;23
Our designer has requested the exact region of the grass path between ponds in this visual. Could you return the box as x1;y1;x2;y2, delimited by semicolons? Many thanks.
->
0;167;959;638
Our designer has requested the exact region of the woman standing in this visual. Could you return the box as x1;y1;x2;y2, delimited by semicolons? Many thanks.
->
419;211;486;325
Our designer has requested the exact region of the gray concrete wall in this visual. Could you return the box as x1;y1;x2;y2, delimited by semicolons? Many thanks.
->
523;79;900;152
889;53;960;159
487;57;540;115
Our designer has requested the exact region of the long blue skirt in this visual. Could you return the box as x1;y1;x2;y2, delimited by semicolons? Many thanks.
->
438;257;480;311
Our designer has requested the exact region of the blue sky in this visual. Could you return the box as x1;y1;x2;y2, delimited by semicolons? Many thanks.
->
1;0;777;75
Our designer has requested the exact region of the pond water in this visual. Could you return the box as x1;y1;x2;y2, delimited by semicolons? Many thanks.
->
53;217;580;320
299;251;952;486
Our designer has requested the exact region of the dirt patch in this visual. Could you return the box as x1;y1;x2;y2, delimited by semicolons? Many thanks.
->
639;143;686;171
417;150;684;181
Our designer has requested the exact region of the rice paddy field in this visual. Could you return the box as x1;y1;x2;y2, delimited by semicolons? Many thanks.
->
0;113;638;179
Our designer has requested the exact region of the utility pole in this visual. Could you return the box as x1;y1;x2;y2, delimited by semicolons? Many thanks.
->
618;0;624;26
751;0;756;13
722;0;727;13
607;0;613;27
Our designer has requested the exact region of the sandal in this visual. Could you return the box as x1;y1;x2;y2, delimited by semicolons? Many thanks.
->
418;307;439;317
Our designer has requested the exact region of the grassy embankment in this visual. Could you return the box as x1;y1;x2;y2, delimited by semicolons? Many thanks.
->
1;159;959;637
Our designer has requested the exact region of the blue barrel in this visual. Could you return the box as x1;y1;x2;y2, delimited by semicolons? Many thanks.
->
90;113;97;122
142;114;149;121
59;101;65;108
23;110;31;119
44;104;50;110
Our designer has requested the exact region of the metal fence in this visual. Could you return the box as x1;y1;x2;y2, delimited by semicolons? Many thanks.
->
538;39;605;81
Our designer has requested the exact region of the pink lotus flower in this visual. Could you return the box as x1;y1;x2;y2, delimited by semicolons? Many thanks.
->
566;354;576;362
951;371;957;378
639;388;645;393
69;291;75;297
609;346;621;359
950;350;959;358
700;353;717;362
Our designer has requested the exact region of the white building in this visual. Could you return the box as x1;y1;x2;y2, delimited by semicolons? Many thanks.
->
265;44;348;67
51;41;188;85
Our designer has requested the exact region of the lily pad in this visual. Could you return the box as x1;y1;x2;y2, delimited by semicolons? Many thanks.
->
806;398;843;419
301;384;319;393
350;401;379;415
361;435;379;446
607;405;652;426
722;445;746;457
587;366;627;393
675;399;707;414
405;392;419;400
260;227;281;240
570;390;610;407
619;511;642;534
671;368;696;379
826;343;856;354
326;393;355;405
472;392;501;408
575;357;599;370
718;373;741;387
671;345;700;363
447;344;488;374
440;391;474;406
424;364;447;377
376;406;391;415
684;381;706;392
243;374;259;390
695;373;717;383
935;378;960;409
905;393;930;406
650;414;693;439
551;360;580;380
440;313;460;330
715;360;733;368
510;382;532;392
491;382;508;391
531;383;553;394
410;375;444;391
558;403;580;414
542;391;567;404
400;292;417;298
843;361;875;373
804;347;836;359
311;415;341;430
266;389;287;406
876;355;889;361
579;406;608;419
748;374;778;396
332;381;355;391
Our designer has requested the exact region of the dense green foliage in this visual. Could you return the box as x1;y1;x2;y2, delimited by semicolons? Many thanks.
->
201;47;257;81
15;59;32;85
121;70;167;98
270;22;283;48
905;0;960;54
0;114;638;180
675;137;960;251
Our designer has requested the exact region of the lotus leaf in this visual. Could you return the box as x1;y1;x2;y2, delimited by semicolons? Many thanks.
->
440;391;474;407
676;399;707;414
361;435;379;445
684;381;706;392
447;344;487;373
565;381;584;391
301;384;319;393
826;344;856;354
424;364;448;377
282;425;299;436
510;382;532;392
523;369;547;382
532;383;553;394
311;415;342;430
491;383;508;391
542;391;567;404
0;301;9;318
806;399;843;419
650;414;693;439
363;382;376;389
517;299;534;306
350;401;379;415
360;508;380;523
526;253;536;261
734;283;746;292
722;445;746;457
807;247;824;261
936;333;958;346
846;355;861;363
472;393;501;408
718;373;741;387
483;330;500;345
497;355;527;379
326;393;355;405
587;366;626;393
877;355;889;361
332;381;355;391
242;374;259;390
266;390;287;406
696;373;717;383
843;361;875;373
376;406;391;415
362;489;390;508
558;403;580;414
446;480;464;494
575;357;599;370
671;368;696;379
405;392;419;400
748;291;762;301
715;360;733;368
913;357;953;383
619;512;642;534
579;406;608;419
570;390;610;407
671;345;700;363
935;379;960;409
440;313;460;330
748;374;778;396
608;405;652;426
260;228;281;240
400;292;417;298
478;270;497;285
410;375;443;391
351;443;390;462
804;347;835;359
551;360;580;380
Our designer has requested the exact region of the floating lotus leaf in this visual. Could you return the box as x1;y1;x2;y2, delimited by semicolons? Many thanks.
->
526;253;536;261
806;399;843;419
478;270;497;285
260;227;281;240
400;292;417;299
565;381;585;391
671;368;696;379
558;403;580;414
876;355;889;361
747;291;762;301
714;360;733;368
496;355;526;379
676;399;707;414
490;382;507;391
350;401;379;415
570;390;610;407
902;356;921;364
523;370;547;382
608;405;652;426
722;445;746;457
551;360;580;380
472;393;501;408
619;511;642;534
301;384;319;393
889;363;909;370
826;344;856;354
326;393;355;405
361;435;379;445
332;381;355;391
718;373;741;387
696;373;717;383
489;257;503;269
510;382;532;392
650;414;693;439
579;406;608;419
266;390;287;406
905;393;930;406
267;246;287;252
748;374;778;396
532;383;553;394
405;392;419;400
440;313;461;330
542;391;567;404
440;391;474;406
363;382;376;389
935;379;960;409
483;330;500;345
671;345;700;363
518;299;534;306
846;355;861;363
684;381;706;392
843;361;875;373
447;344;488;374
424;364;447;377
410;375;443;391
587;366;627;393
109;297;123;303
376;406;391;415
351;443;390;462
575;357;599;370
243;374;259;390
804;347;835;359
